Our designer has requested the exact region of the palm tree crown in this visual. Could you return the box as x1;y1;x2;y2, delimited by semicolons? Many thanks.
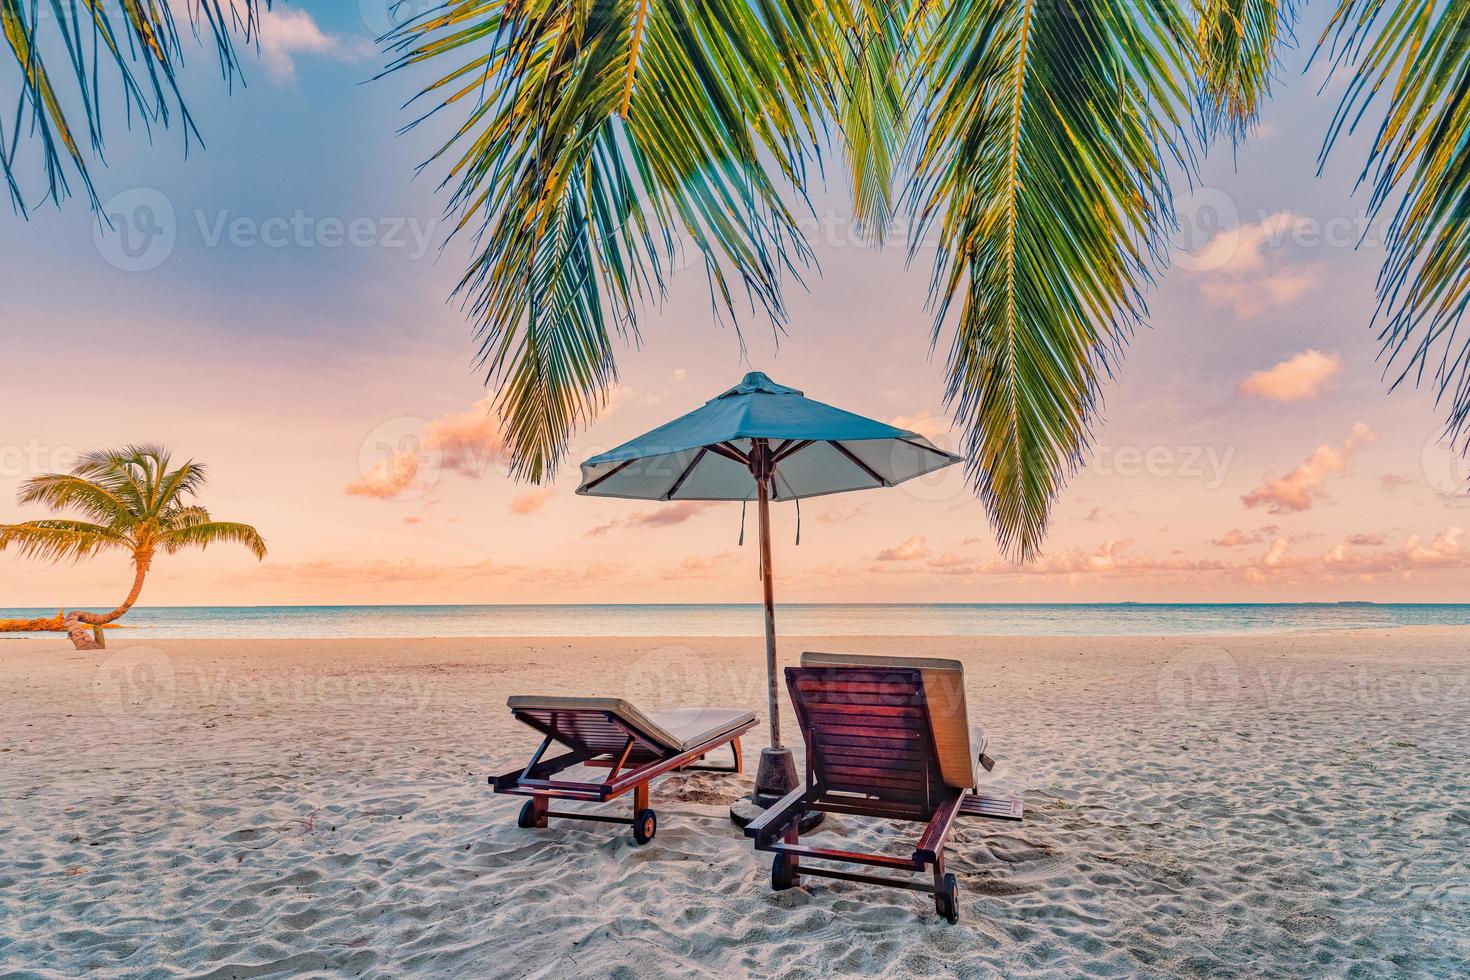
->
0;445;266;626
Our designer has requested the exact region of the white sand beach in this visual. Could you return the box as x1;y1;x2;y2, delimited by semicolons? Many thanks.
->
2;630;1467;977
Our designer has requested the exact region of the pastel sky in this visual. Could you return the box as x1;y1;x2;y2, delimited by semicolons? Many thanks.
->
5;4;1470;607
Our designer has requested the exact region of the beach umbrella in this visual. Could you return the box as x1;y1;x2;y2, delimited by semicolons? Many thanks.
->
577;371;962;813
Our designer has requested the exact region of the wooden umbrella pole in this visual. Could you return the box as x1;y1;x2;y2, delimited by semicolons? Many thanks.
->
757;462;781;749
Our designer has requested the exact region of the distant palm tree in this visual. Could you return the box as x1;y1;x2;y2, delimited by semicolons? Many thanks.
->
6;0;1467;560
0;446;266;650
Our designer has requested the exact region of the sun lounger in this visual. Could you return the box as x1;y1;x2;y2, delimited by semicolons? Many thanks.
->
743;652;1023;922
491;696;756;844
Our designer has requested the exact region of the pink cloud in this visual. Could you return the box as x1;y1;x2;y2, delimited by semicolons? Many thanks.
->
1211;526;1280;546
1345;533;1386;546
1199;266;1325;317
1241;423;1374;514
888;411;951;442
587;500;716;536
1238;350;1341;401
1379;473;1416;490
1191;211;1312;274
876;535;930;561
509;488;555;515
345;450;420;499
426;397;507;477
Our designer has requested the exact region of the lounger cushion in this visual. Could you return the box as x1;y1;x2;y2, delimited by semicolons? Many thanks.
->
507;695;754;754
800;651;978;789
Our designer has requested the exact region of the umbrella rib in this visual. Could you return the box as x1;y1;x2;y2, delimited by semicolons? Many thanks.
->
581;458;640;493
773;439;813;464
707;442;751;466
663;448;707;500
828;440;890;487
899;437;960;461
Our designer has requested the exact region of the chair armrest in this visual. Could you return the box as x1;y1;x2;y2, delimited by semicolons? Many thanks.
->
743;784;812;842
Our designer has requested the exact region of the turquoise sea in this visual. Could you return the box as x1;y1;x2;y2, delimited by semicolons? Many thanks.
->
3;603;1469;639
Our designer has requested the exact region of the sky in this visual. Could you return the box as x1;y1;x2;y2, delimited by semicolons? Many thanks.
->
4;3;1470;607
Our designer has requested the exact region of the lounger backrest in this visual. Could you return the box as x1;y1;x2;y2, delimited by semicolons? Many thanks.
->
506;695;680;756
785;664;938;805
799;652;977;790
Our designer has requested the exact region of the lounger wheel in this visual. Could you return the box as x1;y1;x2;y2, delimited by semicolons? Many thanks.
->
517;800;541;829
934;873;959;924
632;809;657;845
771;853;798;891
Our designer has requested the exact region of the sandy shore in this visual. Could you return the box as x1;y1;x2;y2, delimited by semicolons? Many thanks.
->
1;630;1467;977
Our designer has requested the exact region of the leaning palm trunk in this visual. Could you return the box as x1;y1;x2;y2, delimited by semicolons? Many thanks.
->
0;557;148;650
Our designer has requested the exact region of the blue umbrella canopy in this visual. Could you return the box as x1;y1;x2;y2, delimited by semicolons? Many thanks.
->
576;372;961;501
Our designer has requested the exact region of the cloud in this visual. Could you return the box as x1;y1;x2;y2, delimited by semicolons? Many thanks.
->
1189;212;1324;316
1379;473;1416;490
663;551;736;579
346;450;420;499
889;411;952;442
1238;350;1341;402
1345;533;1387;546
1199;266;1325;317
345;397;508;500
1217;525;1275;549
425;397;507;477
1192;211;1311;275
402;516;422;526
258;9;371;82
509;488;555;515
1241;422;1374;514
876;535;930;561
587;500;716;536
815;502;869;524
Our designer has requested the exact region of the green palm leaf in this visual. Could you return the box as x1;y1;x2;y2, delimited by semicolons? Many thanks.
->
383;0;843;481
0;520;127;563
908;0;1195;561
159;521;267;559
1195;0;1295;142
1319;0;1470;438
1;0;265;213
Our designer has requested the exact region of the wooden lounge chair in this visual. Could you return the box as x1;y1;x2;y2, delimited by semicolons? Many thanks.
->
491;696;756;844
744;652;1023;923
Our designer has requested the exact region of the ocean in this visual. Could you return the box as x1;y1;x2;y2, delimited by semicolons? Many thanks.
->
3;603;1469;639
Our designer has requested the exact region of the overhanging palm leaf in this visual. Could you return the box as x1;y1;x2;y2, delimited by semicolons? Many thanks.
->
1319;0;1470;439
1195;0;1296;142
1;0;265;213
382;0;844;481
836;0;923;240
908;0;1196;561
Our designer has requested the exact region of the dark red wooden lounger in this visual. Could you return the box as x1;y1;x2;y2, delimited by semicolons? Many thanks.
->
491;696;756;844
744;652;1023;923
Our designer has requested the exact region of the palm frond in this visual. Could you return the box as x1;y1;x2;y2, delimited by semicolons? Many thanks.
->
1;0;266;214
837;0;923;240
0;520;128;563
909;0;1195;561
159;520;267;559
1319;0;1470;440
1194;0;1296;142
16;473;132;525
383;0;841;481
